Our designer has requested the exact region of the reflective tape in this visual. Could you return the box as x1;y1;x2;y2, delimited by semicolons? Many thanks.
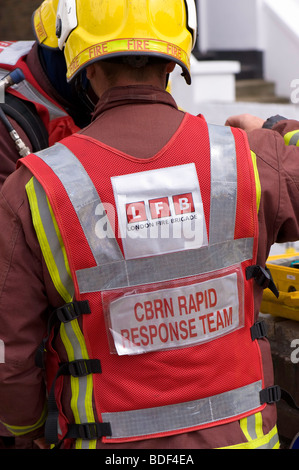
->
284;130;299;146
1;404;47;437
208;124;237;245
0;339;4;363
36;143;123;266
102;381;263;440
219;424;280;450
26;177;74;302
76;237;254;292
26;176;95;449
250;151;261;212
220;424;279;449
66;38;190;82
32;128;244;293
60;315;97;449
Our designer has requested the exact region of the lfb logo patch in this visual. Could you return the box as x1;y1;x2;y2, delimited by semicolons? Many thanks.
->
126;193;195;224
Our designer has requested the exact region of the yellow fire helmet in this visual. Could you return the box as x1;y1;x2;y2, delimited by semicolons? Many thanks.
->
32;0;59;49
55;0;197;84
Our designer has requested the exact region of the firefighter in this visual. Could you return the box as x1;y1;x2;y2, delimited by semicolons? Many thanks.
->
0;0;299;449
0;0;95;187
0;0;95;449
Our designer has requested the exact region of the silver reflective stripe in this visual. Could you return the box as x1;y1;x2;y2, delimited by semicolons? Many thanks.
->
242;414;280;449
36;143;123;265
0;67;67;121
61;321;95;449
35;130;249;294
77;237;254;292
260;432;279;449
102;381;262;440
246;414;259;440
208;124;237;245
289;132;299;146
33;177;74;299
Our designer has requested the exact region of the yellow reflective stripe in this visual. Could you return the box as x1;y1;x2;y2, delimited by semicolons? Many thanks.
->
60;321;97;450
240;412;263;441
67;38;190;81
25;177;73;303
218;424;279;449
255;411;264;439
1;404;47;436
240;416;252;442
27;176;96;448
284;130;299;146
47;198;72;282
250;151;261;213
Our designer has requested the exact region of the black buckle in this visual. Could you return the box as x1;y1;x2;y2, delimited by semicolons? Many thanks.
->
78;423;100;440
56;300;91;323
67;422;112;440
246;265;279;298
260;385;281;405
251;320;268;341
66;359;102;378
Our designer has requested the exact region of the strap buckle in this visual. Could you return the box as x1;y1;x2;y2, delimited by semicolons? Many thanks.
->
67;422;112;440
56;300;90;323
251;320;268;341
65;359;102;378
246;265;279;298
260;385;281;404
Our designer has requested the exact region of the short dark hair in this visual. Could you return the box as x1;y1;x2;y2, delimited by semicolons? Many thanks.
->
96;56;170;85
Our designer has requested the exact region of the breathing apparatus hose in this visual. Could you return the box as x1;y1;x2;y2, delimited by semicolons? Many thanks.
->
0;68;31;157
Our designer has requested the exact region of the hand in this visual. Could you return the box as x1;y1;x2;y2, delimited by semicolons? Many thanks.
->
33;436;50;449
225;113;265;132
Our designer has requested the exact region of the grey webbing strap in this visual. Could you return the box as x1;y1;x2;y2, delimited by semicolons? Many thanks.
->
208;124;237;245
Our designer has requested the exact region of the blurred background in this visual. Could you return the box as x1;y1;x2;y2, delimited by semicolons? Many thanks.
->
0;0;40;40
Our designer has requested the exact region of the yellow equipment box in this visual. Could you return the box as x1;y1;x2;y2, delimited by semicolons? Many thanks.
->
260;251;299;321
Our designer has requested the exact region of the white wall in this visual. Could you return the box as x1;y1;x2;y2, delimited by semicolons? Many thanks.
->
263;0;299;99
197;0;299;101
198;0;264;52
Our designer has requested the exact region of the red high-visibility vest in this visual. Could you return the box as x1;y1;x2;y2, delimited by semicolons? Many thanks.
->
21;113;273;446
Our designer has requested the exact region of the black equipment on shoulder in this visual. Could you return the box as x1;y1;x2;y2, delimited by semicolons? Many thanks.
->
0;68;49;157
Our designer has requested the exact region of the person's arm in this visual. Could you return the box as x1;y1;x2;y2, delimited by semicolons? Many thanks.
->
225;113;299;146
0;167;48;442
225;113;265;132
248;125;299;264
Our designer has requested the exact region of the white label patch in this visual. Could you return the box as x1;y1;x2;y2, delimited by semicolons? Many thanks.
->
0;339;4;363
108;271;243;356
111;164;208;259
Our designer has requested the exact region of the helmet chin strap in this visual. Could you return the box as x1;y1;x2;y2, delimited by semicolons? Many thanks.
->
74;73;98;114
